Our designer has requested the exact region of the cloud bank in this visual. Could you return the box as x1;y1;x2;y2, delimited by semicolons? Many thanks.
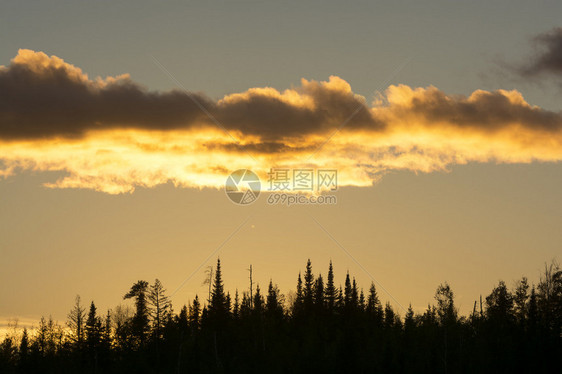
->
1;49;562;193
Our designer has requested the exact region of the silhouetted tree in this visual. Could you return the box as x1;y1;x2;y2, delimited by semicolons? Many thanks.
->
314;274;324;314
367;283;384;326
435;282;457;325
209;258;230;324
325;261;337;313
67;295;86;349
85;301;102;370
1;258;560;374
188;296;201;332
148;278;171;340
123;280;150;347
514;277;529;324
303;259;315;313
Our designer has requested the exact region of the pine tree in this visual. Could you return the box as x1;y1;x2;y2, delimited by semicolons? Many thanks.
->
253;285;264;314
209;258;230;322
102;309;112;350
303;259;315;311
359;289;365;312
177;305;189;334
233;290;240;319
293;272;304;316
344;272;353;311
85;302;102;350
405;304;415;331
384;302;396;328
366;283;380;313
351;278;359;311
188;296;201;331
314;274;325;313
325;261;337;312
266;280;284;319
85;301;103;372
19;328;29;368
123;280;150;346
336;286;344;311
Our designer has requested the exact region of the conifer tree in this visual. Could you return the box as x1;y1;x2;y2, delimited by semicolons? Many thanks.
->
253;285;264;314
19;328;29;368
266;281;284;319
85;301;102;350
188;296;201;331
177;305;188;333
233;290;240;319
293;272;304;316
325;261;337;312
351;278;359;310
123;280;150;346
314;274;325;312
209;258;230;322
303;259;315;311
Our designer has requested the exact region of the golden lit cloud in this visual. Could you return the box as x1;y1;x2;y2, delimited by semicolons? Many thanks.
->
1;50;562;193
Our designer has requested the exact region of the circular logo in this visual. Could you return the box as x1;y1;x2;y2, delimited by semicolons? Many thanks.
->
225;169;261;205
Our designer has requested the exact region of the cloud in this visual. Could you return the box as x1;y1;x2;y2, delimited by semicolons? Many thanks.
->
0;49;377;140
1;49;562;193
512;27;562;78
0;50;212;139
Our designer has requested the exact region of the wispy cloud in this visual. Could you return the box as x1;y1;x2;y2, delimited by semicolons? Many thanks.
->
507;27;562;80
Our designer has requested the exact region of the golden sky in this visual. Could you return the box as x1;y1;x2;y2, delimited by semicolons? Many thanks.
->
1;2;562;334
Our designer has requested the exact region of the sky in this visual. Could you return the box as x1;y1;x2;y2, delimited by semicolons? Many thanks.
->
1;1;562;332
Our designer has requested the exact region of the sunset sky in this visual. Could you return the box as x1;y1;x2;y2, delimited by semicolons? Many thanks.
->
1;1;562;332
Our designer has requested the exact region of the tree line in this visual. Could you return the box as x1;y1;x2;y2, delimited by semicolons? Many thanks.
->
0;259;560;373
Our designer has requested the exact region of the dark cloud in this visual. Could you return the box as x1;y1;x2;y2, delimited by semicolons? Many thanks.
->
516;27;562;77
1;49;562;145
0;50;379;141
402;87;562;133
0;51;213;139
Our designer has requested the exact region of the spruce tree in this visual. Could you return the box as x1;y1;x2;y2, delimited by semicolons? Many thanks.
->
209;258;230;322
233;290;240;319
19;328;29;368
314;274;325;313
188;296;201;331
266;281;283;319
325;261;337;312
85;302;102;350
293;272;304;316
303;259;315;311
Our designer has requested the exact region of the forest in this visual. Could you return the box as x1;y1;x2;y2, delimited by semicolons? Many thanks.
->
0;259;560;373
